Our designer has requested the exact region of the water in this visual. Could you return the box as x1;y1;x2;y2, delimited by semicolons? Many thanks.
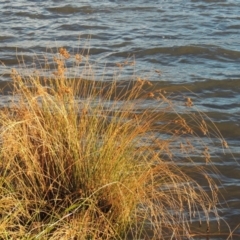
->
1;0;240;238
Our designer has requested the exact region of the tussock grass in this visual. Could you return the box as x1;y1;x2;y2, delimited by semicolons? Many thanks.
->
0;48;223;239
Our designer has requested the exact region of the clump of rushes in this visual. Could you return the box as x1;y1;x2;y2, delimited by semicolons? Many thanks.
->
0;48;223;239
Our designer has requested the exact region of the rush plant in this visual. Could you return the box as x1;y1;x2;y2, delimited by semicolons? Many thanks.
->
0;48;223;239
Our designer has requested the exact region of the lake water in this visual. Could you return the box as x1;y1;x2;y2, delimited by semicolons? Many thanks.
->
0;0;240;239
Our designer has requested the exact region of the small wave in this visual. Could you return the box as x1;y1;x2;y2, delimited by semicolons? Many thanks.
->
14;11;46;20
60;24;108;32
159;78;240;95
190;78;240;93
137;45;240;62
46;5;94;15
0;35;14;41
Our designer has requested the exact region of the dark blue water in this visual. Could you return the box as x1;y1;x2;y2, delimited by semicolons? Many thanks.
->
0;1;240;239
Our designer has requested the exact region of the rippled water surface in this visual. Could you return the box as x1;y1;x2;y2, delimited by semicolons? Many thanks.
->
1;0;240;239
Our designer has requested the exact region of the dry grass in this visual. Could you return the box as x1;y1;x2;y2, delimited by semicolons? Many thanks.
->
0;48;224;239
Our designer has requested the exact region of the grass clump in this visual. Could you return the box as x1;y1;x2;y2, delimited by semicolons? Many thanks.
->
0;48;222;239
